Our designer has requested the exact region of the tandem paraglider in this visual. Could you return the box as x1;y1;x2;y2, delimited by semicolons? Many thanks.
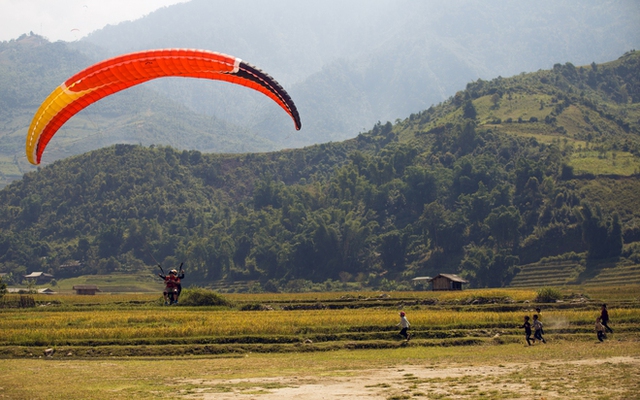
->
26;48;302;165
157;262;185;305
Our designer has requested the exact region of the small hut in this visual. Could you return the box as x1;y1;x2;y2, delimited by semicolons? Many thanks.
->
73;285;101;295
429;274;468;291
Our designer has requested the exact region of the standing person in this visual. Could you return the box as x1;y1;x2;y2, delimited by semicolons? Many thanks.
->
600;304;613;334
397;311;411;341
532;314;546;343
595;317;606;342
520;315;533;346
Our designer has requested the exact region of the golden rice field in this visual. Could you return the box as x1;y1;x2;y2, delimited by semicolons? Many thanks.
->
0;285;638;354
1;308;638;345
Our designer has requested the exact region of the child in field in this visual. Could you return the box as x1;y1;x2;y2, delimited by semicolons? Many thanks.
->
535;308;545;335
520;315;533;345
595;317;606;342
397;311;411;341
532;314;546;343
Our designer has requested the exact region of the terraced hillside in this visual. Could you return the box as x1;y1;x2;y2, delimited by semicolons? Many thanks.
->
584;263;640;286
509;261;583;287
510;260;640;288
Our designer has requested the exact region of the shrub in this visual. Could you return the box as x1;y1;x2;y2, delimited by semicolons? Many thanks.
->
179;288;233;307
535;287;562;303
0;277;6;298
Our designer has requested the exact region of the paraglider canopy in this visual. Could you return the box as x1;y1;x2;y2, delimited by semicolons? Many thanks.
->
26;48;301;165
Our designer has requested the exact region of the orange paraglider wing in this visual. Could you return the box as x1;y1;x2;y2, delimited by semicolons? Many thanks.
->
26;49;301;165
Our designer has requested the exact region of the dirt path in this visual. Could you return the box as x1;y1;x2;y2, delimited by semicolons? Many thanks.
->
186;356;639;399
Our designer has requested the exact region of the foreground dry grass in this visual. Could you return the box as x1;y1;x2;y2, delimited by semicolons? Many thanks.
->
1;340;638;399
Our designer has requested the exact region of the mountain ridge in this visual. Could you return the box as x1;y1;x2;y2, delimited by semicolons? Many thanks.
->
1;1;638;187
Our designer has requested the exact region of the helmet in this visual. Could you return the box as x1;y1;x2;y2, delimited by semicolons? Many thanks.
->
170;269;178;275
400;311;405;317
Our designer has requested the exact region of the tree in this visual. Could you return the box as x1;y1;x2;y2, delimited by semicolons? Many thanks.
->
490;93;501;109
580;203;622;260
462;100;477;119
378;230;407;272
0;276;6;299
485;206;522;248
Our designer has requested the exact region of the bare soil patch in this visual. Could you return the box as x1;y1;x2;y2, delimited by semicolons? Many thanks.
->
186;356;639;399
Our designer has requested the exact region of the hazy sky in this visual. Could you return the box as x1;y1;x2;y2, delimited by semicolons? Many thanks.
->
0;0;189;42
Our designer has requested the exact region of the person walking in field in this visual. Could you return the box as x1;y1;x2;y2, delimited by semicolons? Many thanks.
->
600;304;613;334
595;317;606;342
520;315;533;346
532;314;546;343
397;311;411;341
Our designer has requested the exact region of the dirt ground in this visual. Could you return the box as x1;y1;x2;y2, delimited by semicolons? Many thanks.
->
183;356;640;399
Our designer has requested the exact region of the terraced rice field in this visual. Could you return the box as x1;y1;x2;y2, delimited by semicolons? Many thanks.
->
0;286;638;359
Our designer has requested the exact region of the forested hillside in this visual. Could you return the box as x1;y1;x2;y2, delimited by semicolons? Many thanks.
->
0;52;639;290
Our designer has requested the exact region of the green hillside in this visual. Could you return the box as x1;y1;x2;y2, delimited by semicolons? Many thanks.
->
0;51;639;291
53;273;164;294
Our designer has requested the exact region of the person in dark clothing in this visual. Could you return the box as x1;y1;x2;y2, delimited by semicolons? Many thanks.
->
600;304;613;334
520;315;533;345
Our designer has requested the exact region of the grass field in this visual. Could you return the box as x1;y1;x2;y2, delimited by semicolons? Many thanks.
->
0;285;638;399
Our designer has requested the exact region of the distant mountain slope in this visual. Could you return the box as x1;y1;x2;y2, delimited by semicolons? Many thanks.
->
82;0;640;147
0;53;639;290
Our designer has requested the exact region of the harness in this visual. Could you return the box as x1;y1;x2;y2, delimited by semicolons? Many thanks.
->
164;275;178;289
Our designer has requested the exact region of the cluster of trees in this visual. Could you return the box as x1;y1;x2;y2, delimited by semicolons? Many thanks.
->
0;52;638;290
